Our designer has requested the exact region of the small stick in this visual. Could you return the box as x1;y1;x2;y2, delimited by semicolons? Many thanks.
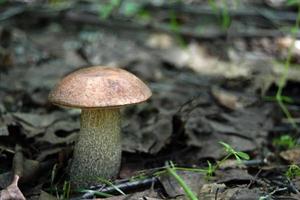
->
71;177;159;200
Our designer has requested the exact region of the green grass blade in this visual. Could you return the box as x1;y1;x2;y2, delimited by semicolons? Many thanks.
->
166;162;198;200
97;177;126;196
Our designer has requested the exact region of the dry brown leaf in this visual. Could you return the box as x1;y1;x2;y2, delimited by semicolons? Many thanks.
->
276;37;300;56
216;169;254;184
146;33;174;49
0;126;9;136
39;191;57;200
160;171;205;198
280;148;300;163
0;175;25;200
211;87;243;110
218;159;247;169
160;42;249;78
199;183;226;199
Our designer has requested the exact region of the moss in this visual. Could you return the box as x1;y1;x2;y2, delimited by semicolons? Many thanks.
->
70;108;121;188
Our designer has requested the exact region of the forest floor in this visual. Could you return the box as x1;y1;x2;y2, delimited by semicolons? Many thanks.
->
1;1;300;200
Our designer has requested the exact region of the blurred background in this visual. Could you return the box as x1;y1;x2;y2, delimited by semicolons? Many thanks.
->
1;0;300;199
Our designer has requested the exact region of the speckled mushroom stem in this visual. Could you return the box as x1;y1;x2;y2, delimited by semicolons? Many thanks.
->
70;108;122;188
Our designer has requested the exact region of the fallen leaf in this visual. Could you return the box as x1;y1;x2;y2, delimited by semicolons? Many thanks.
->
211;87;243;110
12;112;59;128
0;175;25;200
216;169;254;184
123;109;172;154
160;171;205;198
218;159;247;169
276;36;300;57
178;96;272;159
280;148;300;163
146;33;174;49
199;183;226;200
159;42;249;78
0;126;9;136
36;119;79;145
39;190;57;200
227;187;265;200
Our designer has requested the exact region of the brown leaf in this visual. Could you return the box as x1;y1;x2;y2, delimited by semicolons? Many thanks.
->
0;175;25;200
199;183;226;200
123;111;172;154
160;171;205;198
39;191;57;200
146;33;174;49
159;42;249;78
178;96;272;159
216;169;254;184
0;126;9;136
211;87;242;110
280;148;300;163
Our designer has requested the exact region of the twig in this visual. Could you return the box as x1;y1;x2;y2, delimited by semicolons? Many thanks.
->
259;187;289;199
71;177;159;200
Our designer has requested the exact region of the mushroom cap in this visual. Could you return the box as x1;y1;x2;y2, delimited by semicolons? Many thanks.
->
49;66;152;108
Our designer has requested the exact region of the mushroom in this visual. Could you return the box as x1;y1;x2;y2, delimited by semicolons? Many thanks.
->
48;66;151;188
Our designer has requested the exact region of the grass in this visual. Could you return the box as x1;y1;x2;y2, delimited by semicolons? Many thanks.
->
197;142;250;179
169;10;187;48
75;177;126;198
273;135;298;149
99;0;121;19
97;177;126;196
263;95;294;104
275;0;300;129
158;143;249;199
219;142;250;162
286;164;300;179
47;142;249;199
166;161;198;200
261;0;300;129
140;142;249;181
62;181;71;200
208;0;232;30
87;142;249;200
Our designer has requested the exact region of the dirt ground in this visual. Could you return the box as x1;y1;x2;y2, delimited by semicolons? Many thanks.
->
1;1;300;200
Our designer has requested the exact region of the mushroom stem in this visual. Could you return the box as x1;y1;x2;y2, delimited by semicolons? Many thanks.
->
70;108;122;188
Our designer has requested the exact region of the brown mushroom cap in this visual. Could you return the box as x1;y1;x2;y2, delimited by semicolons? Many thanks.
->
49;66;152;108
